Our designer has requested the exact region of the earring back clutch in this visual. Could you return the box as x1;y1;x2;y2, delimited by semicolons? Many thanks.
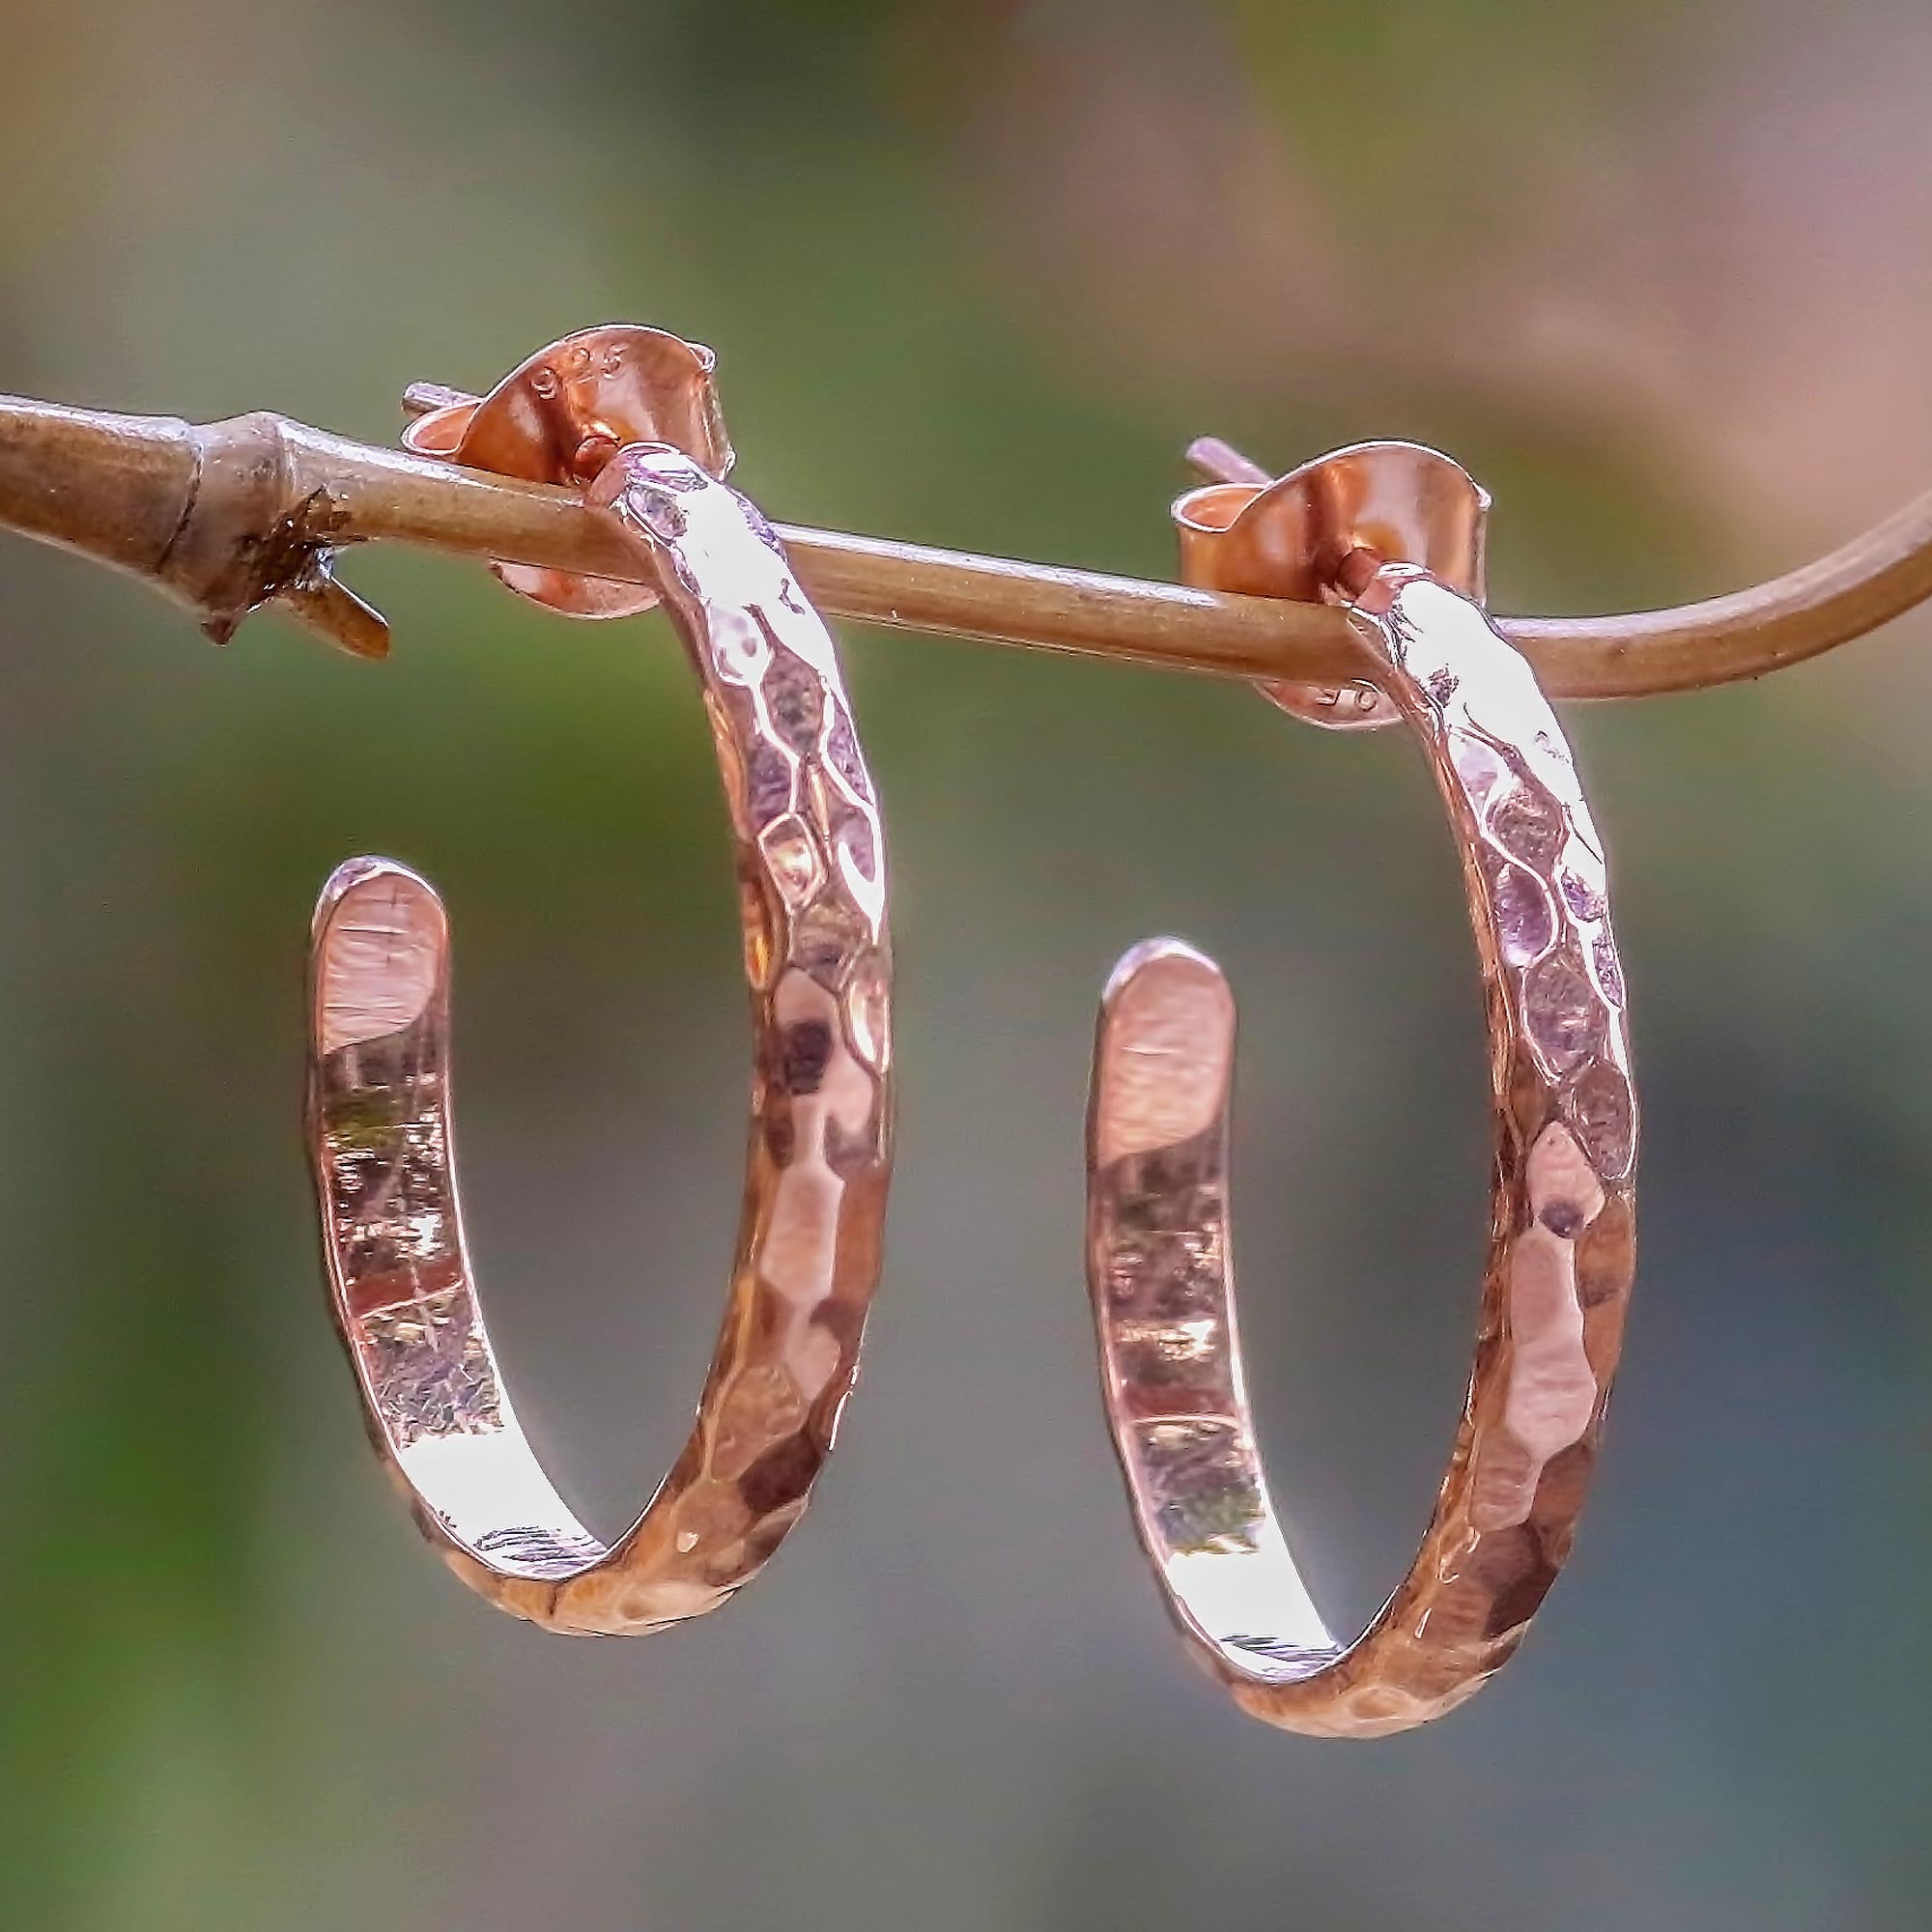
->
1174;440;1489;728
402;324;734;618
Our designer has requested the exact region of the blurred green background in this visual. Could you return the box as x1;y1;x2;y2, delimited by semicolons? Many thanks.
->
4;1;1931;1925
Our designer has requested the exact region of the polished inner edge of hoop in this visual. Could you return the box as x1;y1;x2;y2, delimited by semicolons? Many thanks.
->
1089;940;1337;1668
311;859;606;1579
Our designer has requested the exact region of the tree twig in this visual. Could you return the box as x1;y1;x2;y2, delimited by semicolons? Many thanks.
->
2;391;1929;696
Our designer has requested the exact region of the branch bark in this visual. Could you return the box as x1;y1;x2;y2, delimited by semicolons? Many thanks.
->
3;392;1930;697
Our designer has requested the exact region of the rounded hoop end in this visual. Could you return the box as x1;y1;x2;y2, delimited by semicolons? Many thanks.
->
310;857;448;1055
1093;938;1234;1170
1098;933;1225;1010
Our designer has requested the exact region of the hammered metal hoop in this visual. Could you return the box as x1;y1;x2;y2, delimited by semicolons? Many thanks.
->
307;444;892;1635
1087;480;1635;1736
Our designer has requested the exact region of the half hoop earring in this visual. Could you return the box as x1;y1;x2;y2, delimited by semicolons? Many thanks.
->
308;339;891;1634
1086;444;1634;1736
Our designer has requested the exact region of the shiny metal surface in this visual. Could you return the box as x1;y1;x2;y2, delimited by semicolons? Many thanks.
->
1088;500;1634;1735
307;443;892;1634
402;325;733;619
1176;439;1489;730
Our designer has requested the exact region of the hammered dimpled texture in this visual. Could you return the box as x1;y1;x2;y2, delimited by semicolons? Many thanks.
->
307;444;892;1635
1088;563;1634;1737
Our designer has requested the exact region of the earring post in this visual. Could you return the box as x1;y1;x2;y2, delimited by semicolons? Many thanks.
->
2;389;1929;697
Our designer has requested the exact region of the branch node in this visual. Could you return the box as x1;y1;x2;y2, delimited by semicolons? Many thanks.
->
155;413;385;655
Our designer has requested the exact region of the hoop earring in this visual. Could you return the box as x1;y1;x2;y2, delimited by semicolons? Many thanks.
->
307;440;892;1635
1086;444;1634;1735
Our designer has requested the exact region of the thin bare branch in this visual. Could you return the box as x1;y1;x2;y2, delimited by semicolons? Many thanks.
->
2;392;1929;696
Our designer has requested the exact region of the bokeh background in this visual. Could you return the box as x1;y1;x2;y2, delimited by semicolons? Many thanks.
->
4;2;1931;1926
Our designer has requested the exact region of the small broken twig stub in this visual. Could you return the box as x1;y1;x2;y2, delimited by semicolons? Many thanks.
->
161;414;386;657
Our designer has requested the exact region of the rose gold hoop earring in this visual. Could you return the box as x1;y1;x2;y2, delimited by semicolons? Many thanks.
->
1086;444;1634;1736
308;346;891;1635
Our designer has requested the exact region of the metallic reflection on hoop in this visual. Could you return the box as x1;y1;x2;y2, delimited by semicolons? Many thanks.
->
1086;450;1635;1736
307;445;892;1634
